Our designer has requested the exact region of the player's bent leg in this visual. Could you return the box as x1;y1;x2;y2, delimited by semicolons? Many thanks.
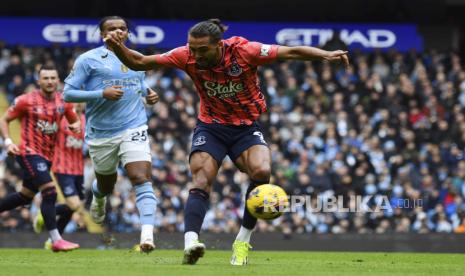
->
90;172;117;224
39;182;79;252
0;187;34;213
183;152;219;265
88;136;120;224
125;161;157;253
56;195;81;234
54;174;84;235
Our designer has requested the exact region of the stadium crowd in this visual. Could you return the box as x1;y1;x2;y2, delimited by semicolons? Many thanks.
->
1;42;465;235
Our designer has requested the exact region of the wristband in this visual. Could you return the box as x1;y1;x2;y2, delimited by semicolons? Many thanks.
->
4;138;12;147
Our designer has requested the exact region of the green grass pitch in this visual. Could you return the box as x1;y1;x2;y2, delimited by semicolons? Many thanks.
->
0;249;463;275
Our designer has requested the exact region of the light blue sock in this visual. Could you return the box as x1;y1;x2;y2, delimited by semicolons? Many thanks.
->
135;182;157;226
92;180;106;199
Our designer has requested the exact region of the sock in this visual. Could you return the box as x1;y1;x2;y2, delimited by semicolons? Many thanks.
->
242;181;267;230
40;187;58;231
235;226;253;243
49;229;62;243
135;182;158;228
141;224;154;243
183;188;209;247
184;231;199;249
0;192;33;212
92;179;106;199
56;204;74;234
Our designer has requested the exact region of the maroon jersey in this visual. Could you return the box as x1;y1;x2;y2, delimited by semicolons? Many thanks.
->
52;114;85;175
7;90;78;161
154;36;279;125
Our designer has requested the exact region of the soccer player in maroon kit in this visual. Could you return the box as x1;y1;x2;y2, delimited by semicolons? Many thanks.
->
34;104;86;248
0;65;81;252
105;19;349;265
52;104;86;215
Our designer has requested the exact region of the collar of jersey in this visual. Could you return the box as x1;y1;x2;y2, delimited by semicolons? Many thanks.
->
100;46;115;57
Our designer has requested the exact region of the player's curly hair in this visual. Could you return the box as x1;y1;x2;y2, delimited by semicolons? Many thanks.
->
189;19;229;43
98;15;131;32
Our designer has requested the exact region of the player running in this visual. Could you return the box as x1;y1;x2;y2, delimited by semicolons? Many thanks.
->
63;16;159;253
0;65;81;252
33;104;86;249
104;18;349;265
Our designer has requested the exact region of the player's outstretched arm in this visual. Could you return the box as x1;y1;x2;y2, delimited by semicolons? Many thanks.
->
277;46;349;68
104;31;157;71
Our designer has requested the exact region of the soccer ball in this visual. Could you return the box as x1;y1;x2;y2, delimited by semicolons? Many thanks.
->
246;184;289;220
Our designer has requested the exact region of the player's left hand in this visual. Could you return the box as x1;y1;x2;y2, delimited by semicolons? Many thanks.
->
326;50;350;69
145;88;159;105
68;120;81;134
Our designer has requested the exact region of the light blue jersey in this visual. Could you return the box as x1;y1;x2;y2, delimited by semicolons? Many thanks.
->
64;46;148;140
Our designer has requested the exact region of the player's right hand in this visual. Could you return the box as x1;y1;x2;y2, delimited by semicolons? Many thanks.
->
103;85;124;101
6;144;20;156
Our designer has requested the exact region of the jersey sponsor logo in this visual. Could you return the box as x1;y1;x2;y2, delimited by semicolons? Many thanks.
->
65;136;84;149
37;120;58;134
260;44;271;56
37;162;48;172
203;81;244;99
227;62;242;77
102;78;141;90
101;52;109;59
253;131;267;144
193;135;206;146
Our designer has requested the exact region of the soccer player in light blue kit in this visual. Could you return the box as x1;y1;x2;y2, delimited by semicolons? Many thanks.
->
63;16;159;253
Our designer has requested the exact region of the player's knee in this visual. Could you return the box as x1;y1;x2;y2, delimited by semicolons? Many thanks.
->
18;192;33;204
66;197;81;211
128;174;151;186
192;174;211;190
250;165;271;183
41;186;57;201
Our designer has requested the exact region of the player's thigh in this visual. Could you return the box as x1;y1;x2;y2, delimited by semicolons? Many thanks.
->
88;136;121;175
235;145;271;176
55;173;84;201
118;126;152;184
65;195;81;211
119;126;151;179
16;155;53;192
229;123;271;174
189;151;221;191
189;122;228;169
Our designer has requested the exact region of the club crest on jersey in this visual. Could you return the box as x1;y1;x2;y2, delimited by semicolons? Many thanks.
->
56;106;64;114
121;64;129;73
227;62;242;77
37;162;48;172
193;135;206;146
